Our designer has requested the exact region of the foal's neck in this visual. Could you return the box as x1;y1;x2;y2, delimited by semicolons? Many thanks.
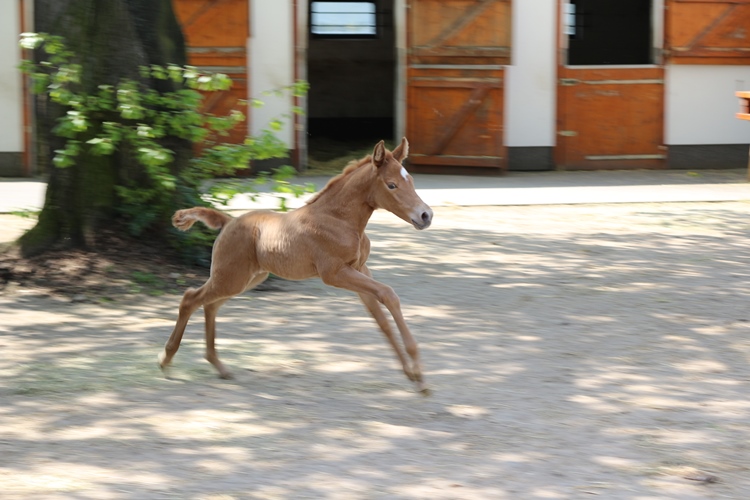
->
310;164;377;232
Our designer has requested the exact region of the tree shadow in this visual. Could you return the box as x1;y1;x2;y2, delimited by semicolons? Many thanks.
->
1;203;749;498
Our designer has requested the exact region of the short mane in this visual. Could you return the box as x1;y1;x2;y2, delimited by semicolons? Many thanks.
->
306;155;373;205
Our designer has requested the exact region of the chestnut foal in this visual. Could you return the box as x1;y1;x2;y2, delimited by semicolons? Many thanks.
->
159;138;434;393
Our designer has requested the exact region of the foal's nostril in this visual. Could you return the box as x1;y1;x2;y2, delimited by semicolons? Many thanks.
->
421;211;431;223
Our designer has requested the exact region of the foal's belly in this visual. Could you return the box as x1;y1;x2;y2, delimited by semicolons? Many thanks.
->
258;253;319;281
252;222;320;281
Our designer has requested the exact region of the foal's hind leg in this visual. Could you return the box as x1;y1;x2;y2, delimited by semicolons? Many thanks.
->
203;298;231;379
159;270;260;376
159;285;208;372
203;272;269;379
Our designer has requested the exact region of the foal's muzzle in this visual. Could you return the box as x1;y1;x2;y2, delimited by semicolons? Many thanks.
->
411;208;433;230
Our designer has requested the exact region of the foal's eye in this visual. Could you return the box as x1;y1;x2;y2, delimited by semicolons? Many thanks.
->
387;182;397;190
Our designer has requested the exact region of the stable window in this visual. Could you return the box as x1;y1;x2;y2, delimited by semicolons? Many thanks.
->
310;1;377;37
567;0;652;65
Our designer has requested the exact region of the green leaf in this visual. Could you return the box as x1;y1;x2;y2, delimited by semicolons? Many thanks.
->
86;138;116;156
150;64;167;80
30;73;50;94
19;32;44;50
67;110;88;131
269;119;283;131
167;64;184;83
52;152;73;168
137;124;155;138
158;174;177;191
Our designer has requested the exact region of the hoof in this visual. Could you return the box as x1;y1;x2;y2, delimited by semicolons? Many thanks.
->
158;363;172;380
157;352;171;373
415;379;431;396
218;371;234;380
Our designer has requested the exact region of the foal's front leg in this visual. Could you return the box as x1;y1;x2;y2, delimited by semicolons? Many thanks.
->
321;265;428;394
357;265;413;382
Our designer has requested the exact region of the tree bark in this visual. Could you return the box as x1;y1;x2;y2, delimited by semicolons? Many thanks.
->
22;0;188;255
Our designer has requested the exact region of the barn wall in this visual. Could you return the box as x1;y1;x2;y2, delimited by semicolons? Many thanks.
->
665;65;750;145
665;65;750;169
504;0;557;170
504;0;556;148
249;0;295;147
0;0;23;175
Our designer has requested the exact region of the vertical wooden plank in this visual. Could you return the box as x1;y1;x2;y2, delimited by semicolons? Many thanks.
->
291;0;302;169
173;0;250;144
406;0;508;170
20;0;33;175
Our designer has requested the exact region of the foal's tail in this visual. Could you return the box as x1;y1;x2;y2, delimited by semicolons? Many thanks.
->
172;207;232;232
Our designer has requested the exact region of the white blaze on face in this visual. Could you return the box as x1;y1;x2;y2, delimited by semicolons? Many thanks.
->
400;166;409;181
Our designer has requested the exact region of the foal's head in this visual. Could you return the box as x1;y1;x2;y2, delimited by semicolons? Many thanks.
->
371;138;433;230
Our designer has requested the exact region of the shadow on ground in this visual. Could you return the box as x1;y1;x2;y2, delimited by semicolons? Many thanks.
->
1;203;749;499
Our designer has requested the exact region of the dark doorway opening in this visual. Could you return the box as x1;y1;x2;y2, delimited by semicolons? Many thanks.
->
306;0;396;172
566;0;652;65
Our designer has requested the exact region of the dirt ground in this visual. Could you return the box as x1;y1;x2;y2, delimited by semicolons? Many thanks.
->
1;202;750;499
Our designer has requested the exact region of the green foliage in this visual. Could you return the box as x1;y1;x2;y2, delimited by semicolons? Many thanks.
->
19;32;313;250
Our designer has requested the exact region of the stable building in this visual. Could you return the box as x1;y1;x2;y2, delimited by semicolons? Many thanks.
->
3;0;750;176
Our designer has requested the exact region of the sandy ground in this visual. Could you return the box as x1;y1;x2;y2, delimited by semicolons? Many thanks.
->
1;202;750;499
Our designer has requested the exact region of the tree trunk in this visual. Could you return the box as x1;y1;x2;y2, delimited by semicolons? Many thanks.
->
21;0;188;255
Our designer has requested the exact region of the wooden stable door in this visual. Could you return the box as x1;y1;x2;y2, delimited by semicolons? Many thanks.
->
406;0;510;171
556;0;666;169
173;0;249;144
556;67;666;169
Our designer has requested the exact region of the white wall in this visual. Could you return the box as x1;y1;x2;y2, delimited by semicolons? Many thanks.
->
263;1;750;154
666;65;750;145
504;0;557;147
249;0;295;147
0;0;23;153
394;0;406;140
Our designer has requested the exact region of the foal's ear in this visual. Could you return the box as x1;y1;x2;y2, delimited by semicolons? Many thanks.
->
392;137;409;162
372;140;386;168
